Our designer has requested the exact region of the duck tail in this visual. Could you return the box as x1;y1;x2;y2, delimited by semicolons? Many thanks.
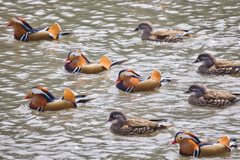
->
232;97;240;103
157;124;175;130
99;55;112;70
161;77;178;84
229;139;238;149
48;23;61;39
76;98;96;103
150;119;168;122
149;70;161;83
110;59;128;68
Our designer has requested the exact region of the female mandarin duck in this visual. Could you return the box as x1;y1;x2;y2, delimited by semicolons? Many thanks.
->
6;17;71;42
116;69;177;92
64;50;128;74
105;110;175;135
170;131;238;157
23;86;94;111
193;52;240;75
133;21;198;42
184;84;240;107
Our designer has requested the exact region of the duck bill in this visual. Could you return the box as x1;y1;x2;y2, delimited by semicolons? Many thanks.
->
64;58;70;62
133;27;139;32
5;23;11;27
170;140;178;145
23;95;30;99
183;90;190;94
115;78;121;83
105;118;112;123
193;59;199;63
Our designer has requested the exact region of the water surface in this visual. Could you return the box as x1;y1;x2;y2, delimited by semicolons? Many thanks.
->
0;0;240;159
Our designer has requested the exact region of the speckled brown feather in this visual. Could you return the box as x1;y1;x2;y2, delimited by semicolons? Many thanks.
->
203;90;237;101
188;95;233;107
198;60;240;75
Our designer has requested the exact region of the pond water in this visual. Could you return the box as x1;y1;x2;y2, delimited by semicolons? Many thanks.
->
0;0;240;159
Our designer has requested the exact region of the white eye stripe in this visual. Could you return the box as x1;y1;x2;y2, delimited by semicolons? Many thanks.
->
30;88;51;100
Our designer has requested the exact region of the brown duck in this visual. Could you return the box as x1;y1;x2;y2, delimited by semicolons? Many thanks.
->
193;52;240;75
105;110;175;135
23;86;94;111
170;131;238;157
6;17;71;42
133;21;198;42
64;50;128;74
184;84;240;107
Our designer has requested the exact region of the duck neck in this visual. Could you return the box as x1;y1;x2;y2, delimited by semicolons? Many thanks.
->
29;95;48;109
115;117;127;126
13;24;27;40
179;139;200;157
141;28;152;40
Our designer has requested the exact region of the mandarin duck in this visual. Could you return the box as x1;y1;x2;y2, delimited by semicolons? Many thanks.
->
64;50;128;74
23;87;94;111
170;131;238;157
133;21;198;42
116;69;177;92
184;84;240;107
193;53;240;75
6;17;71;42
105;110;175;135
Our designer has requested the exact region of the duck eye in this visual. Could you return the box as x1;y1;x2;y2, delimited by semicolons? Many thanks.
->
113;114;118;117
12;21;14;23
179;137;183;139
72;55;75;57
31;92;34;95
123;75;126;77
141;24;144;27
201;56;204;59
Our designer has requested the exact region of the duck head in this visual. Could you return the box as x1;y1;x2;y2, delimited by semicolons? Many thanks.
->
64;50;90;66
184;84;208;98
133;21;153;32
193;53;216;68
133;21;153;39
106;110;128;126
6;17;32;31
23;86;55;102
115;69;141;83
171;131;201;156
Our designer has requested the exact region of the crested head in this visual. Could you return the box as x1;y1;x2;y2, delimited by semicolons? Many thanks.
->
186;84;208;98
106;110;128;125
194;53;216;67
118;69;141;81
7;17;33;31
137;21;153;32
25;86;55;102
174;131;201;144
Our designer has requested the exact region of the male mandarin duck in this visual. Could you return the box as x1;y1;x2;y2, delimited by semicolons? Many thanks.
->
105;110;175;135
23;87;94;111
133;21;198;42
193;52;240;75
184;84;240;107
6;17;71;42
64;50;128;74
170;131;238;157
116;69;177;92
